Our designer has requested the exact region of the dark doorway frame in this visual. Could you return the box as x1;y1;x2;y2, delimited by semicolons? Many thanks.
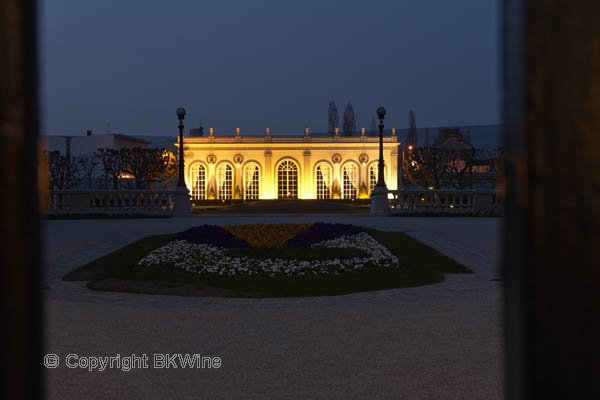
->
1;0;43;399
502;0;600;398
3;0;600;398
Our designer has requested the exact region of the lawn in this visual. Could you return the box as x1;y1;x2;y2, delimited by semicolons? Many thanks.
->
63;228;471;298
44;214;171;220
192;199;370;214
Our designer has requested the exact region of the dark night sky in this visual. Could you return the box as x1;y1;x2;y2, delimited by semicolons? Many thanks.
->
40;0;499;136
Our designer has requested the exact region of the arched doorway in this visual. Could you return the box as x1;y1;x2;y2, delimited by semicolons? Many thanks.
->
277;160;298;199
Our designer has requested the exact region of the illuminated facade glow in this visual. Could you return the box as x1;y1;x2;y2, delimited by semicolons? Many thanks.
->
179;134;399;200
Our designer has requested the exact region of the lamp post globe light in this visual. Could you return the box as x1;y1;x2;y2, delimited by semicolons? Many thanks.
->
173;107;192;215
370;106;391;216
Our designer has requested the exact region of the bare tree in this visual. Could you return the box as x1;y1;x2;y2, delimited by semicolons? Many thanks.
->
96;148;176;190
404;147;448;189
443;149;475;189
147;149;177;188
97;148;124;189
79;153;99;189
328;100;339;136
120;148;153;189
405;146;484;189
342;102;356;136
47;151;82;190
121;148;176;189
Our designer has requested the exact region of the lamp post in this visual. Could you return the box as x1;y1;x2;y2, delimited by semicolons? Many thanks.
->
370;106;391;215
176;107;186;187
376;106;386;188
173;107;192;215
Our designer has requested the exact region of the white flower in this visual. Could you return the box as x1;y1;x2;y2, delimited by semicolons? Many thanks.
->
137;232;399;278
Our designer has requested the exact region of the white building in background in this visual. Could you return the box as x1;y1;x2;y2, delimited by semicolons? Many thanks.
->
179;129;400;200
40;132;151;155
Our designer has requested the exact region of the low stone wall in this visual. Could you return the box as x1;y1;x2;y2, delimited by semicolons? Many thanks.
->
388;189;503;214
47;190;179;216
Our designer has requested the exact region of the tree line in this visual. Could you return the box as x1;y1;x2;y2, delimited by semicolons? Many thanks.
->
403;146;503;189
325;103;502;189
327;101;418;138
328;100;362;136
43;148;176;190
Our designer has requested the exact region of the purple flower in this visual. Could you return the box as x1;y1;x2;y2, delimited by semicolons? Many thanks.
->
284;222;364;247
174;225;249;248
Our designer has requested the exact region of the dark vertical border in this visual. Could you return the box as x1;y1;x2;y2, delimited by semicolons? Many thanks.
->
502;0;529;398
504;0;600;397
0;0;43;399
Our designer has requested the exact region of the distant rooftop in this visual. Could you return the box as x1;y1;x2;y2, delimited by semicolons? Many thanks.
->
43;132;151;144
44;123;501;149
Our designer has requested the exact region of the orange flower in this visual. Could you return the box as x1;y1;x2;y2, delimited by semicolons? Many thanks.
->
223;223;312;247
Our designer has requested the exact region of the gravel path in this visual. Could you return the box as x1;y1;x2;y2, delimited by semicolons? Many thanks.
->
44;215;503;399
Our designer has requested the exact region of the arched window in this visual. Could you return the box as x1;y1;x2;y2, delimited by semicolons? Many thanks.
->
369;162;387;194
190;163;206;200
277;160;298;199
315;162;331;199
244;162;260;200
342;163;358;199
217;163;233;200
369;163;378;194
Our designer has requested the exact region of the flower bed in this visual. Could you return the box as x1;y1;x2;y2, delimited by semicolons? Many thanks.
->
174;225;248;248
138;223;399;278
66;226;472;298
284;222;364;247
223;223;311;247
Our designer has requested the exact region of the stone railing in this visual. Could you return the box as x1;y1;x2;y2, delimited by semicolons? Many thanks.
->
388;189;503;214
183;135;398;144
47;189;178;215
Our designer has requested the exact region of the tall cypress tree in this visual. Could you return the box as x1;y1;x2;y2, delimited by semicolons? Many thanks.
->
342;102;356;136
408;109;418;146
328;100;339;136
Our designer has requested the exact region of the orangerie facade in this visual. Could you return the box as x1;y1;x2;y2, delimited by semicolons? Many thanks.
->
179;129;400;200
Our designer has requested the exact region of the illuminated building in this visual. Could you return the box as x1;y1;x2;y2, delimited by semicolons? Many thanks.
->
179;129;399;200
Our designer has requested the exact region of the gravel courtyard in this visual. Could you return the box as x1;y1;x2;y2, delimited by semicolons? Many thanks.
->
44;215;503;399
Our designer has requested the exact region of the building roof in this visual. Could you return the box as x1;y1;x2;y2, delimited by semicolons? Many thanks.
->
113;134;151;145
434;136;473;151
180;134;399;145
